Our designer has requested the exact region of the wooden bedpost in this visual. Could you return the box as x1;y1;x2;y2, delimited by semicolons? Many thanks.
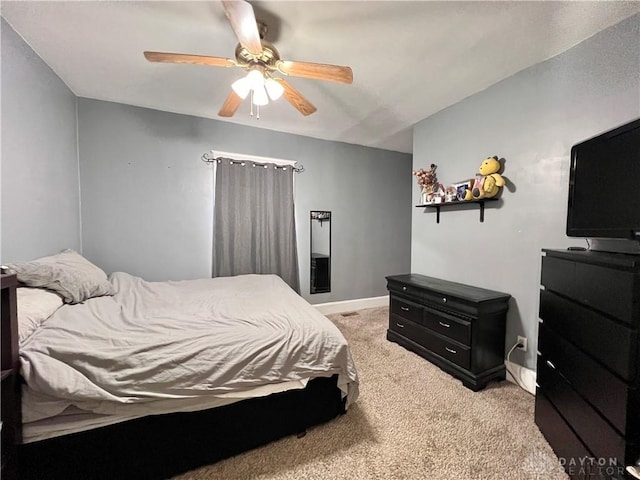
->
1;273;21;479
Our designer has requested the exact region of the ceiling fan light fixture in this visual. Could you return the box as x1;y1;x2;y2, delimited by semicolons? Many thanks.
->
252;85;269;106
231;76;251;99
265;77;284;101
247;69;265;90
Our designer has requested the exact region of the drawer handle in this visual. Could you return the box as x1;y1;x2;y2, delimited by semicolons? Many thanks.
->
438;321;451;328
546;360;556;370
396;322;405;328
401;306;410;311
402;286;407;291
445;347;457;354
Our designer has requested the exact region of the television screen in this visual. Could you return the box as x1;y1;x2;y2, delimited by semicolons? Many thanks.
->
567;118;640;240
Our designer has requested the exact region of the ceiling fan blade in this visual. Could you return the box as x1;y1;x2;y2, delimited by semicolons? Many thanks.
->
276;78;317;116
276;60;353;84
218;91;243;117
144;51;234;68
221;0;263;55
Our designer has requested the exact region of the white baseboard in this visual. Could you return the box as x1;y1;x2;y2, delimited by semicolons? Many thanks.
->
505;360;536;395
314;296;388;315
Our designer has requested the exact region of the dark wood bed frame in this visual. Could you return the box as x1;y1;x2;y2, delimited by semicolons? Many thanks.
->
1;273;346;480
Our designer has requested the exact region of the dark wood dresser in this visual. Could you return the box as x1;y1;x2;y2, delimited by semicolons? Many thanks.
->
386;274;510;391
535;249;640;480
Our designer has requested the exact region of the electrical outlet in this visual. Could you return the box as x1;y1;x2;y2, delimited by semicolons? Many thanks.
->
517;335;528;352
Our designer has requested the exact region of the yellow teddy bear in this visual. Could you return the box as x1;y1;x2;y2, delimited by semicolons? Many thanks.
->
471;156;505;199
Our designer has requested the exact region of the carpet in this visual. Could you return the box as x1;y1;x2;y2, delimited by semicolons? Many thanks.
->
173;306;568;480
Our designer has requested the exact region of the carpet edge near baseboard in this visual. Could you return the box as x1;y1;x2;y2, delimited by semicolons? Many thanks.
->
313;296;388;315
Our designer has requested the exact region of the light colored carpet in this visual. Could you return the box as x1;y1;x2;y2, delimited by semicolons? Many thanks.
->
174;306;569;480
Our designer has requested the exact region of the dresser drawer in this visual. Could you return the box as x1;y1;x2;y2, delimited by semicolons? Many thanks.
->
390;296;423;325
388;314;423;341
420;329;470;370
534;391;595;480
387;279;424;300
541;255;639;325
538;324;630;435
422;291;480;318
540;289;637;382
538;358;626;462
423;305;471;346
390;314;470;370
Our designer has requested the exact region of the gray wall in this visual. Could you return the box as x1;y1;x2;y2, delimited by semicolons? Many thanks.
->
411;14;640;369
1;18;81;263
77;99;412;303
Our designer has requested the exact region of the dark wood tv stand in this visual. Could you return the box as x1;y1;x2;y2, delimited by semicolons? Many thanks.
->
386;274;510;391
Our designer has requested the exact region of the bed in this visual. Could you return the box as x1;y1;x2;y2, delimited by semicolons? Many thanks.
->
1;250;359;479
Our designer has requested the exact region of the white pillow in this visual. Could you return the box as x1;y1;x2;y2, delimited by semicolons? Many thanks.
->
5;249;113;304
17;287;63;343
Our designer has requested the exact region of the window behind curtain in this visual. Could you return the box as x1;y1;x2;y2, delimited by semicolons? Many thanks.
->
212;158;300;292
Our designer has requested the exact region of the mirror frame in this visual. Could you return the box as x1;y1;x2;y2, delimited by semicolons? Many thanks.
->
310;211;331;294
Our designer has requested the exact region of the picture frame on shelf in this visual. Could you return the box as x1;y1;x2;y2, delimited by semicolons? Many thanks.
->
454;180;474;201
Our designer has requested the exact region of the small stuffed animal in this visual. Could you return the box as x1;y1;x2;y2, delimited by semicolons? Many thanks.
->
470;156;505;199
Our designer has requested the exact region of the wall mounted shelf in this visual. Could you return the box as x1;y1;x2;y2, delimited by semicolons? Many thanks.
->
416;198;498;223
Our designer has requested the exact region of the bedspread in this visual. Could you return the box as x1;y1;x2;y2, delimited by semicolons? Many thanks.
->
20;272;359;423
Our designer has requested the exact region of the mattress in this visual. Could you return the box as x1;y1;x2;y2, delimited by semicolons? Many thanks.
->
20;272;359;441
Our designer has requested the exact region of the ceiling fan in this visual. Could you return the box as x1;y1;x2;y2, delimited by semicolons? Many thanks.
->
143;0;353;118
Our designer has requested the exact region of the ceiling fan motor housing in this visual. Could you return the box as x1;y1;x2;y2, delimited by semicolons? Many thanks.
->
235;40;280;71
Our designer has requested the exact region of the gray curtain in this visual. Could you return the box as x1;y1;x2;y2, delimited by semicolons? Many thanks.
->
212;158;300;292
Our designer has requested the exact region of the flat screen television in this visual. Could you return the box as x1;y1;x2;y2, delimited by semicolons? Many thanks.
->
567;118;640;251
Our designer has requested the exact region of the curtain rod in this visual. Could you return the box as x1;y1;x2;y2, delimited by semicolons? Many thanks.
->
201;151;304;173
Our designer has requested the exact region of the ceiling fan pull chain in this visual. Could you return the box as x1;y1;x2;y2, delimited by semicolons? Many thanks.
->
250;90;254;117
256;104;260;120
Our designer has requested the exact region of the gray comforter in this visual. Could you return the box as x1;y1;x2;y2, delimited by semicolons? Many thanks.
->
20;272;359;422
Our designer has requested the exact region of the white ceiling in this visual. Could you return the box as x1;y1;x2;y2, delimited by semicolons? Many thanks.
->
2;1;639;154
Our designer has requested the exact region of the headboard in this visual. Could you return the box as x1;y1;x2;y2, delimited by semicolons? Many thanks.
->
1;273;21;478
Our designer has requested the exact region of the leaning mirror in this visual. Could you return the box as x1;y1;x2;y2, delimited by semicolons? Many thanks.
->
310;211;331;294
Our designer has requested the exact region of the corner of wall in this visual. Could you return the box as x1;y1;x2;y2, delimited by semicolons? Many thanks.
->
75;97;83;254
